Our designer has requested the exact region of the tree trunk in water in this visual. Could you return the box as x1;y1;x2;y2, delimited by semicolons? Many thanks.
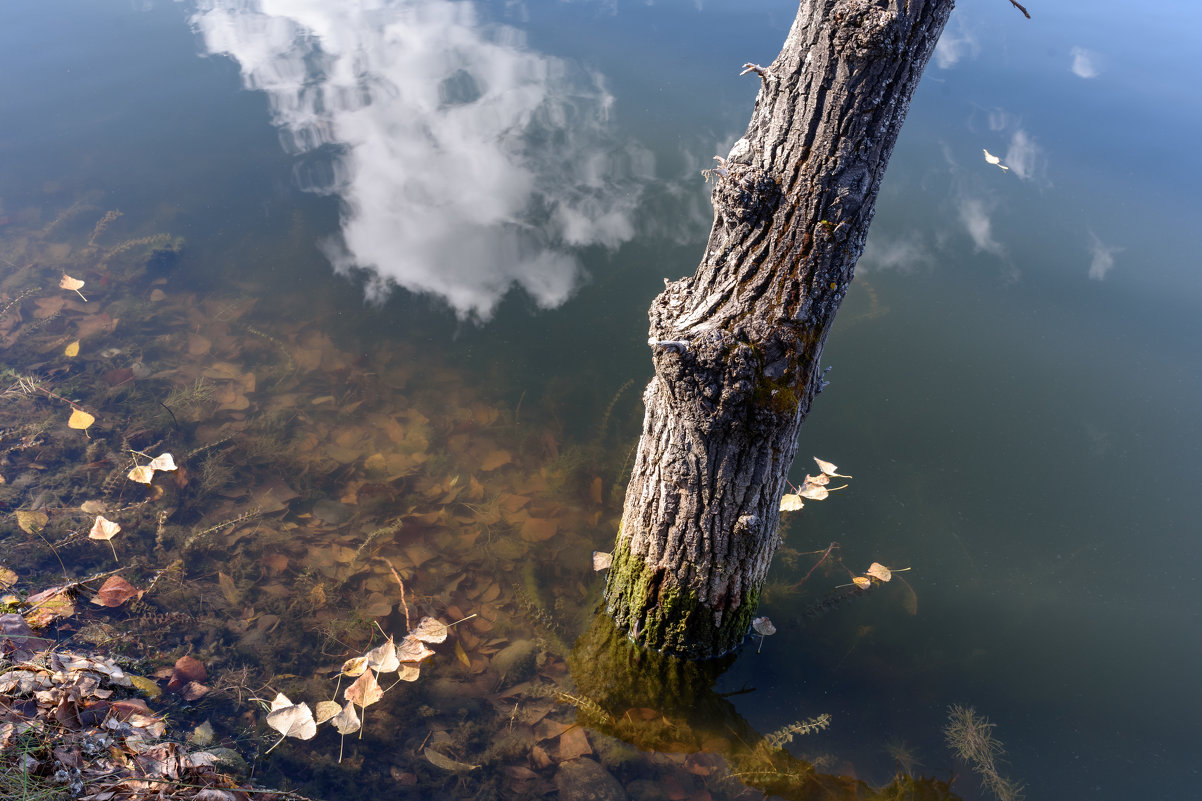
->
605;0;954;658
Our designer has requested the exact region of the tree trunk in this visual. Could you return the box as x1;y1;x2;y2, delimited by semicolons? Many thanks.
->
604;0;954;658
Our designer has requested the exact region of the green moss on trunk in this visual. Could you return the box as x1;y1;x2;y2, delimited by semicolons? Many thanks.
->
604;537;760;659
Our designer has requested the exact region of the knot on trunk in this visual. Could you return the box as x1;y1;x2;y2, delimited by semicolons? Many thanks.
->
650;324;813;432
709;161;781;230
832;0;900;63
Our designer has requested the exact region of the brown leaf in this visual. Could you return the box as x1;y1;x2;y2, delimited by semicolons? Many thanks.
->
409;616;449;644
556;726;592;761
24;587;76;628
90;576;143;608
396;634;435;663
520;516;558;542
16;510;48;534
180;681;210;702
480;450;512;472
167;655;207;693
866;562;892;582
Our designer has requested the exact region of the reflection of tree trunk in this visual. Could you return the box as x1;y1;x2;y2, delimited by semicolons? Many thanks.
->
605;0;954;657
567;613;960;801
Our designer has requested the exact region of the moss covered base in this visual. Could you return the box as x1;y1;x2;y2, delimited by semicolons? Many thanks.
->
603;538;760;660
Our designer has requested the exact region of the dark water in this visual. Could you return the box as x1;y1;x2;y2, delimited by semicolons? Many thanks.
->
2;1;1200;800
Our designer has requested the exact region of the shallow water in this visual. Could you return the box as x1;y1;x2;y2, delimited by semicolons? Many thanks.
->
2;1;1201;799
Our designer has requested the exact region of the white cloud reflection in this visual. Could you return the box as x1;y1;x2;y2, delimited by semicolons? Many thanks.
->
933;14;978;69
1070;46;1101;79
192;0;645;320
1087;231;1122;280
958;196;1003;257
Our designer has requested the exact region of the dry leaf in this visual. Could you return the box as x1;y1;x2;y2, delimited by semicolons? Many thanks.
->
64;340;80;357
147;453;177;472
91;575;143;608
557;726;593;760
89;515;120;541
592;551;613;571
24;586;76;628
331;700;361;735
167;655;207;693
983;148;1009;171
60;274;87;301
127;465;155;484
866;562;892;582
68;408;95;431
480;450;512;471
520;516;558;542
751;617;776;636
410;616;449;644
341;656;369;677
852;576;872;589
365;640;400;673
396;635;435;663
813;457;851;478
344;669;383;708
266;695;317;741
779;494;804;512
804;473;830;486
798;485;829;501
397;663;420;682
315;700;341;724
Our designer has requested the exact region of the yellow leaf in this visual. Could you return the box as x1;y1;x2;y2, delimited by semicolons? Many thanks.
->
67;409;95;431
16;510;49;534
341;656;369;677
866;562;892;583
64;340;80;357
779;493;804;512
127;465;155;484
454;639;471;669
852;576;872;589
128;674;162;699
813;457;851;478
315;700;342;724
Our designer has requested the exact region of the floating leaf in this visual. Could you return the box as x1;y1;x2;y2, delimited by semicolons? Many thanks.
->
91;575;143;607
331;700;361;735
341;655;369;677
16;510;48;534
866;562;892;582
397;663;421;682
89;515;120;541
68;408;95;431
365;640;400;673
852;576;872;589
396;634;435;663
798;485;830;501
779;494;804;512
60;274;87;301
983;148;1009;171
804;473;830;486
751;617;776;637
813;457;851;478
147;453;177;472
592;551;613;571
64;340;80;357
410;616;449;644
344;669;384;709
315;700;341;724
127;465;155;484
265;695;317;743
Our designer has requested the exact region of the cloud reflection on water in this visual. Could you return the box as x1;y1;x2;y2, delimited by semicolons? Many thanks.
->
192;0;646;320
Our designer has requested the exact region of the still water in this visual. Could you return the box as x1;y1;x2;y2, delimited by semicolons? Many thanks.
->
2;0;1200;799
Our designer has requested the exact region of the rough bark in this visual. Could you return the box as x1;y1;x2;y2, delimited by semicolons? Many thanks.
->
604;0;954;658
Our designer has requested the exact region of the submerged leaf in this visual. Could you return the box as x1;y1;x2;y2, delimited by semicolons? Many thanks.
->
64;340;80;357
424;748;479;773
91;575;143;607
68;408;95;431
16;510;48;534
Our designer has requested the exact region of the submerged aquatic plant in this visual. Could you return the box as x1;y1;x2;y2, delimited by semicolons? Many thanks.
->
944;704;1023;801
